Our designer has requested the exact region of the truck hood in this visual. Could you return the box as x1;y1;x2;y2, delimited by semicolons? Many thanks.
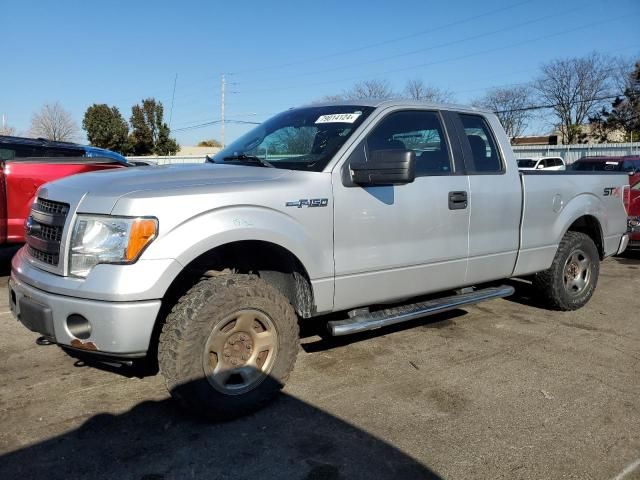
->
39;163;290;214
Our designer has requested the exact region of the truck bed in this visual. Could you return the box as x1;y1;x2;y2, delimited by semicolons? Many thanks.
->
514;170;629;276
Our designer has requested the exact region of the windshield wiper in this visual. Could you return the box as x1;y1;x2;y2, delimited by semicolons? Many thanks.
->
222;154;274;168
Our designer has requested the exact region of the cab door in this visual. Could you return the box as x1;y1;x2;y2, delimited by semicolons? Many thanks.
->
450;112;522;284
332;109;470;311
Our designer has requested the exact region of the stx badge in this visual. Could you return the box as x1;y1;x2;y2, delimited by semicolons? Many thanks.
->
603;187;620;197
286;198;329;208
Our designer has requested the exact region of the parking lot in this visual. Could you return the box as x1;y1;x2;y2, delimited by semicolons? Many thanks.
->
0;247;638;480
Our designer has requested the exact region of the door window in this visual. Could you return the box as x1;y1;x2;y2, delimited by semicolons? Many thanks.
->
366;111;452;176
459;114;503;173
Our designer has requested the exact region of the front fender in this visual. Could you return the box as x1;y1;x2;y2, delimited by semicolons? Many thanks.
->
142;205;334;282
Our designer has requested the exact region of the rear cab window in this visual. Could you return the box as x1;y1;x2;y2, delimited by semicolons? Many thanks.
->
458;114;503;174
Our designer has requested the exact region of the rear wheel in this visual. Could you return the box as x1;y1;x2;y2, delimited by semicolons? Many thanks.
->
158;274;299;420
533;231;600;311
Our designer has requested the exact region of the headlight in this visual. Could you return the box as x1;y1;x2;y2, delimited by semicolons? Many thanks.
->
629;216;640;232
69;215;158;277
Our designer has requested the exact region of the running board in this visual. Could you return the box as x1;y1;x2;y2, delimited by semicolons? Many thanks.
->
327;285;515;336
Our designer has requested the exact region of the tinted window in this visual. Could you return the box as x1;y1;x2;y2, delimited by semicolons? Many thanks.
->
518;158;537;168
571;159;621;171
0;143;84;159
459;114;502;173
366;111;451;176
622;160;640;172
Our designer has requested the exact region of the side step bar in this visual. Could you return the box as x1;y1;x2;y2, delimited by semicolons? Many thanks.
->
327;285;515;336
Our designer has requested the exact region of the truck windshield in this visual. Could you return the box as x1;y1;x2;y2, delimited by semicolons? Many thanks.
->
517;159;537;168
212;106;375;172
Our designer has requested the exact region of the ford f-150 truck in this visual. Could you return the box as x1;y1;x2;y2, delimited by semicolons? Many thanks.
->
9;100;630;419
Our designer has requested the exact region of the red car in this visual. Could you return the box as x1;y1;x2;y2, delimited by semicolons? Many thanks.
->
628;178;640;249
570;155;640;186
0;136;127;244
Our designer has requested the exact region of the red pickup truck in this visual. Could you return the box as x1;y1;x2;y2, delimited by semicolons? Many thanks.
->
0;136;127;244
628;178;640;249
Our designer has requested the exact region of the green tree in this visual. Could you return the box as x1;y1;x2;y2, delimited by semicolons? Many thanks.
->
589;60;640;142
82;104;130;153
197;139;222;147
129;98;179;155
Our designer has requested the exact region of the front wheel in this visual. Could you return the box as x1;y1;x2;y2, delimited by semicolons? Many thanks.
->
158;274;300;420
533;231;600;311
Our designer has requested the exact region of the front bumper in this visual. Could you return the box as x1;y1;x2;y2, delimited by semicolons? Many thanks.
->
9;273;161;357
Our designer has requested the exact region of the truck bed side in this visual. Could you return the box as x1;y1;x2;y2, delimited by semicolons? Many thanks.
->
514;171;629;276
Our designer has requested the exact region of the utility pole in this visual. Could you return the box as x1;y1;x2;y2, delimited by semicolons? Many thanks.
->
221;74;226;148
169;73;178;128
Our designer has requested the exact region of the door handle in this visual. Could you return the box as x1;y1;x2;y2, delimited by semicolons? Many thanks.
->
448;191;468;210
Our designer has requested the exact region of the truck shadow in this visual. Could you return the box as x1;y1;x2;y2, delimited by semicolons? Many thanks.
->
300;309;468;353
0;378;442;480
0;244;20;276
499;278;547;309
612;250;640;265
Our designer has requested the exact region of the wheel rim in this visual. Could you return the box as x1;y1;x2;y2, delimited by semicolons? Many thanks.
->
202;309;278;395
563;249;592;296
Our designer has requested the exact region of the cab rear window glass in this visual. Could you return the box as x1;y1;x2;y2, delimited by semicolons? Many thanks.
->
459;114;503;173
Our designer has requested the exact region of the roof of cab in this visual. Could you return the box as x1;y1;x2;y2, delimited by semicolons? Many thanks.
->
299;98;492;114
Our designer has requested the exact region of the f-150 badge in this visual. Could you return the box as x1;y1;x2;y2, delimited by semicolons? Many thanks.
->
286;198;329;208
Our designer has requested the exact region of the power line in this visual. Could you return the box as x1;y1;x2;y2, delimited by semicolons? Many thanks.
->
494;94;624;114
233;14;635;96
231;0;534;75
101;0;535;107
232;8;569;87
172;118;260;133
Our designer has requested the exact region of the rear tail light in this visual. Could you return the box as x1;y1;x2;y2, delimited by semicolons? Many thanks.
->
623;185;630;214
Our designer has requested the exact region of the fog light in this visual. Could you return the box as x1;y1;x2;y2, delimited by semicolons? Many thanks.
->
66;314;92;339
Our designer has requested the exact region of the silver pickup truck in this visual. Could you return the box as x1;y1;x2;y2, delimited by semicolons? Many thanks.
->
9;100;630;419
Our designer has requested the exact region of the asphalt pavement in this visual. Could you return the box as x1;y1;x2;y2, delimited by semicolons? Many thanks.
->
0;247;638;479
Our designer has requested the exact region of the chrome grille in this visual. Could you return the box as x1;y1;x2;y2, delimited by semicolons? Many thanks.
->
25;198;70;266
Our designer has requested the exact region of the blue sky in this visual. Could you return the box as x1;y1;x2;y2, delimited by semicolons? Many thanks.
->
2;0;639;147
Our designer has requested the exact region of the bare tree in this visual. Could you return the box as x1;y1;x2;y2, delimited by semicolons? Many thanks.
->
610;55;636;94
29;102;79;141
533;53;613;144
344;79;395;100
473;85;532;139
0;122;16;136
403;79;454;103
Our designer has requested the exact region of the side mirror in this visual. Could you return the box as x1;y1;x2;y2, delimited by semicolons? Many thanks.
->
536;163;545;169
350;149;415;186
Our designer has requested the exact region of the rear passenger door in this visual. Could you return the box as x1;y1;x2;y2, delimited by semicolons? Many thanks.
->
449;112;522;284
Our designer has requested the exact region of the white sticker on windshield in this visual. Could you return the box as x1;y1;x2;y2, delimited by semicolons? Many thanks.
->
315;112;362;124
606;161;619;165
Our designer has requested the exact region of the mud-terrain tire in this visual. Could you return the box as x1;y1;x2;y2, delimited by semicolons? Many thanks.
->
533;231;600;311
158;274;299;420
